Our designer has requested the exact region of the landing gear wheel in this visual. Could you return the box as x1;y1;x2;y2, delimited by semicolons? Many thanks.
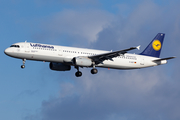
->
21;65;25;69
75;66;82;77
75;71;82;77
91;68;98;74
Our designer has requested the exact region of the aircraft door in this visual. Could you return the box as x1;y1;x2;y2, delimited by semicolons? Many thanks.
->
25;42;30;53
140;57;145;65
58;47;63;56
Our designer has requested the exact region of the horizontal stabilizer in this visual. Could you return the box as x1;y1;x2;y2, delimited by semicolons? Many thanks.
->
152;57;176;62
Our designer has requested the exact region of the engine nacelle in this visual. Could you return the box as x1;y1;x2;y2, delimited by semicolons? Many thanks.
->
49;62;71;71
73;57;92;67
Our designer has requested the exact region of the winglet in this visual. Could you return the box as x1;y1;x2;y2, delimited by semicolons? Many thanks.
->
136;45;140;50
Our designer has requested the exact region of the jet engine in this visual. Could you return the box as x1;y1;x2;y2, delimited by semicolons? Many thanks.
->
73;57;92;67
49;62;71;71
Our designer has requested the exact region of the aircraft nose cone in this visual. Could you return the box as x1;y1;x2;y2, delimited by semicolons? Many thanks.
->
4;48;10;55
4;49;7;55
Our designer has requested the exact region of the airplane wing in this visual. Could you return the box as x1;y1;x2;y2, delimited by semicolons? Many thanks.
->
88;46;140;64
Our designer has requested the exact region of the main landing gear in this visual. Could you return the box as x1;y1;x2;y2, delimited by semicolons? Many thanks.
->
75;66;98;77
91;63;98;74
91;68;98;74
21;59;26;69
75;66;82;77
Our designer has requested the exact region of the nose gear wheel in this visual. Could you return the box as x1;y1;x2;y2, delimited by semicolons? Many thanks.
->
21;59;26;69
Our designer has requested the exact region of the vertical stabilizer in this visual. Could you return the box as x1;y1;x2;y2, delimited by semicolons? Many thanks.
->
140;33;165;58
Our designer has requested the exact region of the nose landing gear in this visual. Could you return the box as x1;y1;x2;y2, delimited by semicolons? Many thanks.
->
21;59;26;69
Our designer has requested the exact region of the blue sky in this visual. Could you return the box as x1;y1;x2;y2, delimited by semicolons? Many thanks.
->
1;0;180;120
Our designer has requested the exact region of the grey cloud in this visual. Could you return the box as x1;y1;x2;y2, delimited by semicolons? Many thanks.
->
91;1;166;51
92;0;180;53
39;68;180;120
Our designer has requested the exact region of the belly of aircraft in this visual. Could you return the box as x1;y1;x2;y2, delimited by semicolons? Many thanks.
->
97;59;141;69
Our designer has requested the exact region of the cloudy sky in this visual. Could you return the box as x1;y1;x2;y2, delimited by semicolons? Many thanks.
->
1;0;180;120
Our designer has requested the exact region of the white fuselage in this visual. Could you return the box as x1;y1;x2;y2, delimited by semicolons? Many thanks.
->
4;42;167;69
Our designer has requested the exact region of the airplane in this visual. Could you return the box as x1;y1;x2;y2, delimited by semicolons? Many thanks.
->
4;33;175;77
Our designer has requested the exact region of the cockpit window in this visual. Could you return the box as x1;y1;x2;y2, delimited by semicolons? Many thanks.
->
10;45;20;48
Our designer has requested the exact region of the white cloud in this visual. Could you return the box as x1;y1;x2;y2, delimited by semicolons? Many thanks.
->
39;9;114;43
